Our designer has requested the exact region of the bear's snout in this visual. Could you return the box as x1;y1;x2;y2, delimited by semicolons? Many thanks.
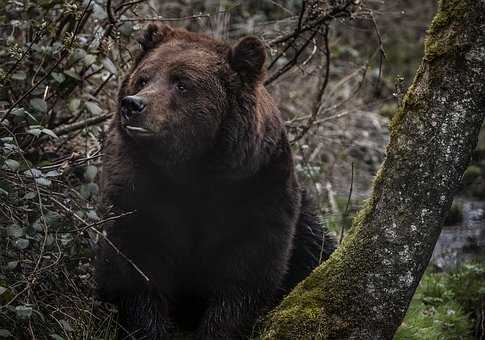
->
120;95;146;121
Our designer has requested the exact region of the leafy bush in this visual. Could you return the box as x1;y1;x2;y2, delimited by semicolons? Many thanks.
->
395;262;485;340
0;0;126;338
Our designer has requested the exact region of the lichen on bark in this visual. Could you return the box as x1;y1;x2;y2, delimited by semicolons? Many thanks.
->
261;1;485;339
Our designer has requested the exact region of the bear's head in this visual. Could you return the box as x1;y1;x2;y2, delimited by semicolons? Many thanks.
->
116;24;283;179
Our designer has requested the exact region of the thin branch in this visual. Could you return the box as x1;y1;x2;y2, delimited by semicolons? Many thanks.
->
291;26;331;142
106;0;116;26
51;197;150;283
52;113;113;137
265;29;319;85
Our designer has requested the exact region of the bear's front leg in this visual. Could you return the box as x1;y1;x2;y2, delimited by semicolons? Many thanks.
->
195;287;271;340
116;291;176;340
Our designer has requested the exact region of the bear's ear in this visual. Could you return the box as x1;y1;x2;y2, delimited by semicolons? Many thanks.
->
229;36;266;83
136;24;175;52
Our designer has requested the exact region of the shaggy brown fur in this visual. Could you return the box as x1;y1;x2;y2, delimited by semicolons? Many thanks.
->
96;24;335;340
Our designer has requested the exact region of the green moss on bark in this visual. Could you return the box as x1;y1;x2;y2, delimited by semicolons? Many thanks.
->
425;0;472;60
388;64;425;137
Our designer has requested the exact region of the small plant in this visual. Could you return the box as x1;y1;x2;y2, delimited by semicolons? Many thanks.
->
395;261;485;340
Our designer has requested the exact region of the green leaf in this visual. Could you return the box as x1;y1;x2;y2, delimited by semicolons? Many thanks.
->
50;334;65;340
84;54;97;66
4;159;20;171
26;128;42;136
41;128;58;139
11;71;26;81
59;319;73;332
15;305;33;320
51;72;65;83
10;108;26;117
80;182;99;199
32;217;44;232
86;209;99;221
64;70;80;81
45;170;60;177
72;48;86;61
14;238;29;250
6;261;18;270
7;224;24;238
35;177;52;186
84;165;97;181
0;329;13;337
102;57;117;74
23;191;36;199
30;98;47;113
45;234;55;247
92;3;107;19
60;233;73;246
68;98;81;113
24;168;42;178
85;101;102;115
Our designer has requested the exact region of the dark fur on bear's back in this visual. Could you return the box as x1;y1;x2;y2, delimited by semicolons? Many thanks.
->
96;24;335;339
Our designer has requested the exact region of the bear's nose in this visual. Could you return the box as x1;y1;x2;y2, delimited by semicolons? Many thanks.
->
120;96;146;120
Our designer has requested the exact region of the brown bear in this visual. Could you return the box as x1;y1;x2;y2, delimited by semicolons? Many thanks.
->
96;24;335;340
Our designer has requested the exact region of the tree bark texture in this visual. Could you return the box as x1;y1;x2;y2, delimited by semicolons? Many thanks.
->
261;1;485;339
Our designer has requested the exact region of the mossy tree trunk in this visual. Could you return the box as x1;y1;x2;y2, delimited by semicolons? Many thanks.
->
262;1;485;339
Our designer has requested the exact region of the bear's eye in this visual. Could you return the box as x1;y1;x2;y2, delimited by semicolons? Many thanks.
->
136;77;148;90
176;82;187;94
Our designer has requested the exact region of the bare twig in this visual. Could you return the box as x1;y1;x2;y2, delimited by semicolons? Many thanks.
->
291;26;331;142
52;113;113;137
51;197;150;283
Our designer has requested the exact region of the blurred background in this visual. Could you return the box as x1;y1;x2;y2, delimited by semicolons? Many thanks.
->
0;1;484;339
